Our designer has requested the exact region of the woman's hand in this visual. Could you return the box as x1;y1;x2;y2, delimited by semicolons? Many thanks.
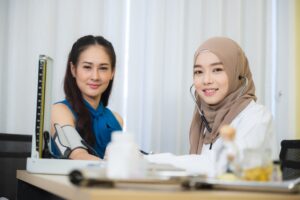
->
69;148;101;160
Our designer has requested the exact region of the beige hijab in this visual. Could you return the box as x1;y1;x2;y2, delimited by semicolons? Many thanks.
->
189;37;256;154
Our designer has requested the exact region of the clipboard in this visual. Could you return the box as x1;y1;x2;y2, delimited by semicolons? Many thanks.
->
189;177;300;193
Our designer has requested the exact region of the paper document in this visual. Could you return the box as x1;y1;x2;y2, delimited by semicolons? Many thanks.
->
144;153;216;177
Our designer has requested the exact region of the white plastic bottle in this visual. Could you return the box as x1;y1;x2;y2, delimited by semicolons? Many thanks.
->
216;125;240;179
106;131;144;179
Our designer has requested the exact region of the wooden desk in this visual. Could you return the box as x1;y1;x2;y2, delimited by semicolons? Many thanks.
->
16;170;300;200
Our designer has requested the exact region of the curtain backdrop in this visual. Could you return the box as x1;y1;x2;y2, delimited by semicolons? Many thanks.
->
0;0;295;155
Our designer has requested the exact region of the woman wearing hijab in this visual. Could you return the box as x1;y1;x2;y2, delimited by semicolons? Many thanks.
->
189;37;276;166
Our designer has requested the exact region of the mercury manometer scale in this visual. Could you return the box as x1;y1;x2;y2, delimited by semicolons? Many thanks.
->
27;55;102;175
35;55;53;158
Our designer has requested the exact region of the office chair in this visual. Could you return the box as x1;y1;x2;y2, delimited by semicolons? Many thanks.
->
279;140;300;180
0;133;31;200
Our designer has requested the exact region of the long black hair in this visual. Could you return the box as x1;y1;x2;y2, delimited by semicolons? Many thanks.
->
64;35;116;145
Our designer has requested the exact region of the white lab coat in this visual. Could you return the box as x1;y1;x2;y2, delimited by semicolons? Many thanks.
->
200;100;277;177
145;101;277;178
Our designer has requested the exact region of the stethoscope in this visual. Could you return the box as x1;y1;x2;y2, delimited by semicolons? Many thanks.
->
189;76;248;149
189;84;212;134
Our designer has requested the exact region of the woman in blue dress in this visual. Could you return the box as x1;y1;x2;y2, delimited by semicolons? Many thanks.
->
50;35;123;160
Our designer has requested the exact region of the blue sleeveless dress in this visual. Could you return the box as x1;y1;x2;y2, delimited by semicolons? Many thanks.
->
52;99;122;159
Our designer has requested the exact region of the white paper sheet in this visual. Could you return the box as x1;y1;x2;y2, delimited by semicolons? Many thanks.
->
144;153;216;178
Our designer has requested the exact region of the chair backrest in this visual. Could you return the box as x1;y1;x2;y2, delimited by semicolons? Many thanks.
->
0;133;32;200
279;140;300;180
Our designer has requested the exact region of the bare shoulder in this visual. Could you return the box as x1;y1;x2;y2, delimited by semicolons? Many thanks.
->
51;103;76;134
112;111;123;127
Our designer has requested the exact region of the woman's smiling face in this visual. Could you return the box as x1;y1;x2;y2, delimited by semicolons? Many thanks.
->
71;45;114;105
193;51;229;105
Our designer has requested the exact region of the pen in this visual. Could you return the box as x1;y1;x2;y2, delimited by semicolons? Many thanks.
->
140;150;153;155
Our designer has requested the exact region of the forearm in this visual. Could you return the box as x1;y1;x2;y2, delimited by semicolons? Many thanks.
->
69;149;101;160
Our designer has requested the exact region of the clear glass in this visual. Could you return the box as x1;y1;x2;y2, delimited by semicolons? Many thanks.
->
241;148;273;181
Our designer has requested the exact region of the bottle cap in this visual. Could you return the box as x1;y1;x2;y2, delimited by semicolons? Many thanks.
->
220;125;236;141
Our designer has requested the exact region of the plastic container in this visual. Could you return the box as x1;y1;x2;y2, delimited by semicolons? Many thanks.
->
216;125;241;178
106;131;144;179
241;148;273;181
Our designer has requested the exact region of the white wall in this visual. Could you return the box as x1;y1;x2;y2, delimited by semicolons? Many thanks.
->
0;0;295;154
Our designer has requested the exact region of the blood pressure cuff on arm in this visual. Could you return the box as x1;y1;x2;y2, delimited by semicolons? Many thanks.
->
52;124;88;159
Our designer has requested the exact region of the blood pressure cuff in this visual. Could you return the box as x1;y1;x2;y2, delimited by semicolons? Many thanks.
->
52;124;88;159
